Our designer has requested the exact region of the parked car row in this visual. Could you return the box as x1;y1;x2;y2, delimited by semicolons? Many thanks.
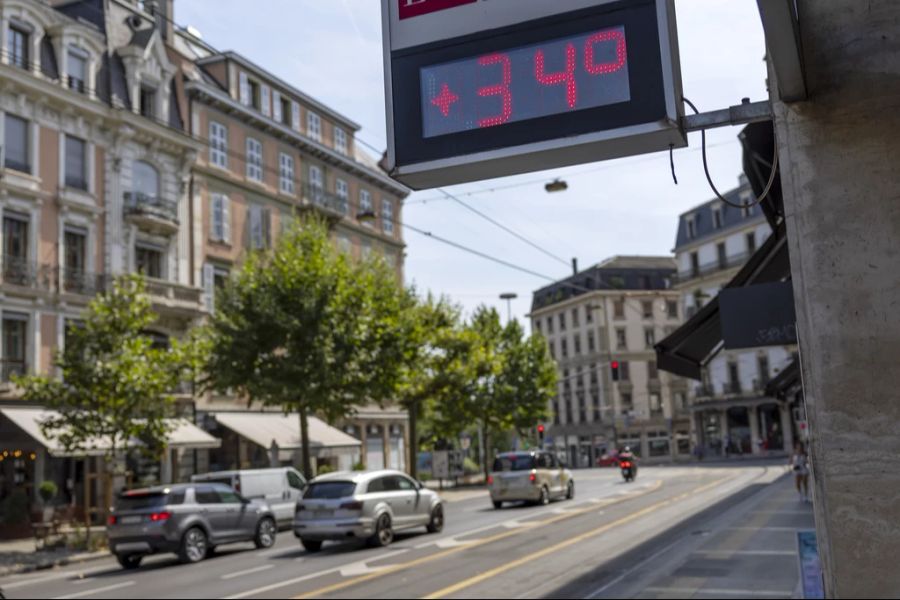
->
107;451;577;570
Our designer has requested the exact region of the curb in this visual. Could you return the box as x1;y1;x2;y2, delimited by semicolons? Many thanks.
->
0;550;109;578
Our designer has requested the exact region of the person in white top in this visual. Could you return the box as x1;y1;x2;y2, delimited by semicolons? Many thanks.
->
790;442;811;502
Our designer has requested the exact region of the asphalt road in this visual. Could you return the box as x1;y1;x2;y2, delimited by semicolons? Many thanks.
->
0;463;785;600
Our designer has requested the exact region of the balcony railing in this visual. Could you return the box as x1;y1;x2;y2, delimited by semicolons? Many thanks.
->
2;256;54;290
1;359;26;382
301;183;348;217
123;192;179;225
673;251;751;284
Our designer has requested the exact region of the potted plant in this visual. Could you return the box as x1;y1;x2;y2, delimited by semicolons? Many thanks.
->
38;481;58;522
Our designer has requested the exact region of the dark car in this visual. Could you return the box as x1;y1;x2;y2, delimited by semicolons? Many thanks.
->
107;483;277;569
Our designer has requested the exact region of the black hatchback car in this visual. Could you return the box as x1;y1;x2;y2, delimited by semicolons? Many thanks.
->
107;483;277;569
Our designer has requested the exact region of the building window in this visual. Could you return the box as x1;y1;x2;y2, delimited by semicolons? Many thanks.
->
139;86;156;119
641;300;653;319
758;355;770;386
644;327;655;349
65;136;87;190
587;330;595;353
616;328;627;350
717;242;727;269
4;114;29;173
573;334;581;355
648;360;659;380
686;216;696;239
280;96;292;126
307;111;322;142
552;400;560;425
382;199;394;235
334;127;348;155
7;24;29;70
713;207;723;229
248;205;271;250
67;50;87;94
694;289;706;309
746;231;757;253
547;316;553;334
534;320;542;334
586;306;593;323
336;179;349;215
210;194;230;243
133;161;159;199
549;341;556;360
572;308;580;327
279;152;295;194
359;190;373;225
674;392;686;412
728;361;741;393
741;204;753;218
560;338;568;358
3;213;28;285
650;393;662;414
209;121;228;168
690;251;700;278
248;79;260;110
246;138;263;182
559;312;566;330
621;392;633;414
666;300;678;319
308;165;324;203
2;313;27;381
620;361;630;381
613;298;625;319
135;244;163;279
64;227;87;292
361;239;373;259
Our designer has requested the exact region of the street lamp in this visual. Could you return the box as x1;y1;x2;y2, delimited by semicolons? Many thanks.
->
356;209;377;226
499;292;518;322
545;178;568;193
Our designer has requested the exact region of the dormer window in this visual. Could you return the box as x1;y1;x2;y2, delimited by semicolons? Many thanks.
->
67;49;87;94
248;79;260;110
280;96;291;126
7;24;29;70
686;215;696;239
140;86;156;119
712;207;723;229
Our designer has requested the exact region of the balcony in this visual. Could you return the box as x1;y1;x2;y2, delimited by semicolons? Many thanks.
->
301;183;348;220
144;278;204;314
1;359;26;383
124;192;179;234
673;251;751;285
59;268;107;296
1;257;53;292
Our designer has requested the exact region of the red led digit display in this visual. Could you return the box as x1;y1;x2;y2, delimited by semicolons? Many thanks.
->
420;25;629;139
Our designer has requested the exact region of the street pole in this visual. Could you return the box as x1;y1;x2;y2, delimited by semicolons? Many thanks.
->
499;292;517;323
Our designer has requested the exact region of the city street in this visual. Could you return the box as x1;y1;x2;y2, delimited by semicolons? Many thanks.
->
0;463;801;600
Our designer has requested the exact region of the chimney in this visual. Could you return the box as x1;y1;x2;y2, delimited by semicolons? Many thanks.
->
572;258;578;276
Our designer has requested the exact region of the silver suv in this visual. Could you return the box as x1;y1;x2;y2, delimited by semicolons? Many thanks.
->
293;470;444;552
107;483;277;569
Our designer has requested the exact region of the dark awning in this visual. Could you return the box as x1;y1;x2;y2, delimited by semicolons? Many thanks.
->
765;358;801;400
655;222;791;380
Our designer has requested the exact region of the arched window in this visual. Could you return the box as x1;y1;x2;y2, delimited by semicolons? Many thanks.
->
133;160;159;199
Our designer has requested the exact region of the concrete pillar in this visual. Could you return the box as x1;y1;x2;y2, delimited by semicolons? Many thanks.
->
780;403;794;454
749;405;761;455
358;421;367;470
382;423;390;470
770;2;900;594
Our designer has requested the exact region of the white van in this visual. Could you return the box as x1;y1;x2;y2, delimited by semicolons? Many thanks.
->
192;467;306;527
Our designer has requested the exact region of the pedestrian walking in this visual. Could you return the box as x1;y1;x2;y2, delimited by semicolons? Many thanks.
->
790;442;811;502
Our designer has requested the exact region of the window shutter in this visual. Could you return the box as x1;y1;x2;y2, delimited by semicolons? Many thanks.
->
263;207;272;248
261;84;271;117
245;206;254;249
202;263;215;313
210;194;221;240
239;72;250;106
273;91;282;122
291;101;301;131
222;196;231;243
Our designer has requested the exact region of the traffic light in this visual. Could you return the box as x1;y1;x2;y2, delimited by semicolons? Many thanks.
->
537;424;545;443
611;360;620;381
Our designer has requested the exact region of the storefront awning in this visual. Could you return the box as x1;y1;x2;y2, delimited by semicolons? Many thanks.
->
0;408;220;457
765;358;801;400
655;222;791;380
213;412;361;457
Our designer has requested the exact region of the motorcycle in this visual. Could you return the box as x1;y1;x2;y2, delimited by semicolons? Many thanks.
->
620;460;637;482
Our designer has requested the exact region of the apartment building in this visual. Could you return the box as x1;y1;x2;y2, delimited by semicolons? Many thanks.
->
672;176;796;457
0;0;411;510
531;257;690;467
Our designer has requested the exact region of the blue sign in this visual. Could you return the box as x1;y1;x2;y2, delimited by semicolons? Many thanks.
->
797;530;824;599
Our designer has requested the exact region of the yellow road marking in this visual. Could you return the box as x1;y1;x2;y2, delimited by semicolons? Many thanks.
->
291;480;664;599
421;476;733;599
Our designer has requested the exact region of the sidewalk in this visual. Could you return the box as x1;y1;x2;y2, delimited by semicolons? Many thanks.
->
0;529;108;578
591;473;819;599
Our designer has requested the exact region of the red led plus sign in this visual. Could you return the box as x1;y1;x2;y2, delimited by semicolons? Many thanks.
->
431;83;459;117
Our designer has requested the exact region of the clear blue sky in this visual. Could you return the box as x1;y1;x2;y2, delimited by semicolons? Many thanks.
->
176;0;768;326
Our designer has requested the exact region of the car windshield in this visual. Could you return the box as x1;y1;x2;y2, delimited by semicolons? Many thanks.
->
304;481;357;499
492;455;535;472
115;491;169;511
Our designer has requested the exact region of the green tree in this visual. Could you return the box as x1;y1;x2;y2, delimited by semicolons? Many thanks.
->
16;275;193;533
204;219;409;479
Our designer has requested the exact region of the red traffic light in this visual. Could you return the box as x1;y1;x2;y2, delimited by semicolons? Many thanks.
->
537;424;545;433
611;360;619;369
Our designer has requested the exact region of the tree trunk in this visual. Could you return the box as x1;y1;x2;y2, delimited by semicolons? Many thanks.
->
482;424;491;481
299;406;313;480
83;457;91;547
408;400;418;479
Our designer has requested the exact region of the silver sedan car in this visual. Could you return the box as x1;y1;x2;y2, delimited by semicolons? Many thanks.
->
293;469;444;552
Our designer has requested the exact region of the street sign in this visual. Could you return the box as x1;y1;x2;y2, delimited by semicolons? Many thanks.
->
720;281;797;350
382;0;685;189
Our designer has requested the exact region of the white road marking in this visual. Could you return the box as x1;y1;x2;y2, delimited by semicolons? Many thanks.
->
255;547;288;558
221;564;275;580
643;586;791;597
53;581;136;599
726;526;803;531
3;566;112;590
692;549;795;556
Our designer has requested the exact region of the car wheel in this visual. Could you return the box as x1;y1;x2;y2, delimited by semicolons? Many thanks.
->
566;481;575;500
178;527;208;564
492;500;503;510
116;554;143;570
301;539;323;553
538;486;550;506
426;505;444;534
370;513;394;547
254;517;277;549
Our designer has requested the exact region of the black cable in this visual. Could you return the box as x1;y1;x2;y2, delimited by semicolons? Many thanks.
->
682;96;779;210
669;144;678;185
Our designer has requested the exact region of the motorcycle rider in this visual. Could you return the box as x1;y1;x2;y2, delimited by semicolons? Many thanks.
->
618;446;638;478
